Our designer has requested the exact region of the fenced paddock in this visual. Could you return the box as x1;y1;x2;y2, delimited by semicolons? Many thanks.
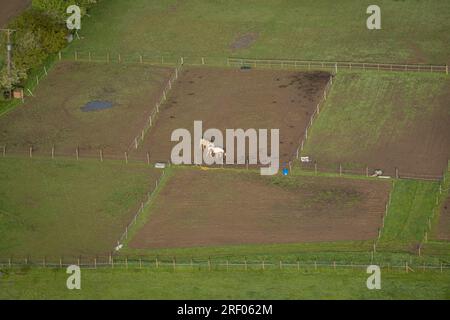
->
300;71;450;179
128;168;391;249
132;65;331;164
0;157;162;258
0;61;173;156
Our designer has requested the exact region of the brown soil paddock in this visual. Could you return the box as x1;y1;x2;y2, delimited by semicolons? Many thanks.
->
129;168;391;249
135;67;331;165
0;0;30;27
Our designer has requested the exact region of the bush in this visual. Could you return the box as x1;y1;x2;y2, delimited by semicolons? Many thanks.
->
32;0;97;21
0;8;67;92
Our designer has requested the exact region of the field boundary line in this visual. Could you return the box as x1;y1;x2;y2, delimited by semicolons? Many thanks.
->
228;57;449;74
0;257;449;273
423;160;450;246
113;167;168;254
295;74;334;162
129;62;184;151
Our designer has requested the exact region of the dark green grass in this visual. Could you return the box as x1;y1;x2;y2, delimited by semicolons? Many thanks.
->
380;180;438;244
0;157;159;258
0;267;448;299
69;0;450;64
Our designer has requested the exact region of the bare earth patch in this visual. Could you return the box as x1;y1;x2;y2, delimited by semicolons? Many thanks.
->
230;32;259;51
135;66;331;165
129;169;391;249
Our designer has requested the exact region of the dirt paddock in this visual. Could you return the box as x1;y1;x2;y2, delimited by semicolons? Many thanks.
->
0;61;172;156
135;67;331;164
129;168;391;249
0;0;30;28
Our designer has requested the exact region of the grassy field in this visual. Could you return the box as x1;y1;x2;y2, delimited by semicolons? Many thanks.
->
69;0;450;64
380;180;438;245
302;71;450;177
0;157;160;258
0;267;448;299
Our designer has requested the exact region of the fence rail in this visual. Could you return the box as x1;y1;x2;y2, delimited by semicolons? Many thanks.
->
130;63;183;151
227;58;449;74
0;257;448;273
60;50;450;75
295;74;334;161
114;169;166;251
0;147;446;183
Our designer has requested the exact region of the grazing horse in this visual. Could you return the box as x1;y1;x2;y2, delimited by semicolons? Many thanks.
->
207;146;226;158
199;138;214;150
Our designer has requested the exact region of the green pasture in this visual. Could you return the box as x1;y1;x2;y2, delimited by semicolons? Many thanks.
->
69;0;450;64
0;157;159;258
0;267;448;299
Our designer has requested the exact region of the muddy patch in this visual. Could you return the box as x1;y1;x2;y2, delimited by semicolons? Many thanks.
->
230;32;259;51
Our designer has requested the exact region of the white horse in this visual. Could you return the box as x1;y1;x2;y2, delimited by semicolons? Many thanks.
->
199;138;214;150
207;146;226;158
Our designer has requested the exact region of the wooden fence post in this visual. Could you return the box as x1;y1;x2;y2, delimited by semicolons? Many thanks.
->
29;146;33;158
100;149;103;162
76;147;79;160
146;152;150;165
125;152;128;164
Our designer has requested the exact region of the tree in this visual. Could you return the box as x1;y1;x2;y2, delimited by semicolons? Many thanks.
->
0;64;27;95
0;9;67;72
